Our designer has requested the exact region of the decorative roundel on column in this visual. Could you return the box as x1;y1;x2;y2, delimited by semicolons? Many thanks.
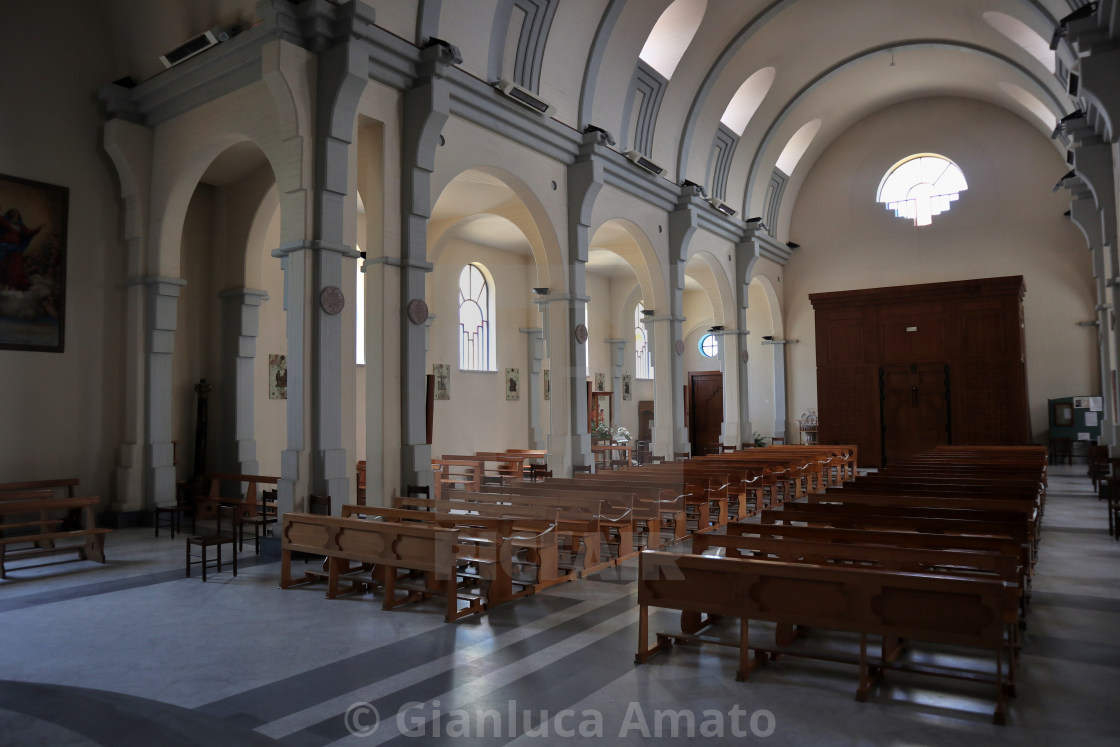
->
574;323;588;344
319;285;345;315
741;349;749;364
675;339;685;356
406;298;429;325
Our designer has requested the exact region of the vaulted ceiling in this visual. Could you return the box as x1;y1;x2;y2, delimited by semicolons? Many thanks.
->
101;0;1094;241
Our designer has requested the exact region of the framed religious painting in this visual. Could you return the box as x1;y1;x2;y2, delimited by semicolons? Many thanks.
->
0;173;68;352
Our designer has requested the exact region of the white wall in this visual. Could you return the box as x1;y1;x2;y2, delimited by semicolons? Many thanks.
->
253;211;286;479
0;1;125;495
785;97;1095;444
428;239;537;456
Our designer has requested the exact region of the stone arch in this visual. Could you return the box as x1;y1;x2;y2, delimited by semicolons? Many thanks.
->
587;216;666;314
429;165;564;293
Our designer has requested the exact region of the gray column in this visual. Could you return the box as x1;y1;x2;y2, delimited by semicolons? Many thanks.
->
764;339;794;441
566;131;609;471
712;328;745;447
145;277;186;509
219;288;269;475
645;315;688;458
606;337;627;431
521;327;546;449
399;44;456;489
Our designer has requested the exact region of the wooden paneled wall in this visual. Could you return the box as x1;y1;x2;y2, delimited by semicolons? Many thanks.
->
810;276;1030;467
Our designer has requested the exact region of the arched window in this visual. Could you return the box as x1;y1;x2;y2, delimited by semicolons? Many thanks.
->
639;0;707;79
775;119;821;176
635;303;653;379
720;67;775;136
877;154;968;227
459;263;494;371
698;332;718;358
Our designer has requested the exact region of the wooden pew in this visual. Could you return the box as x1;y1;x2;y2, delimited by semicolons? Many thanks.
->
635;551;1017;724
340;503;560;597
538;475;688;544
280;512;489;622
0;493;111;578
449;488;622;574
485;481;657;556
394;494;599;582
431;459;483;498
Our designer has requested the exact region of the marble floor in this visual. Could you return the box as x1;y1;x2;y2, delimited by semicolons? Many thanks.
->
1;465;1118;746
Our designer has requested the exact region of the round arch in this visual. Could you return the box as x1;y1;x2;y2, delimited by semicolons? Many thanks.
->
429;166;564;294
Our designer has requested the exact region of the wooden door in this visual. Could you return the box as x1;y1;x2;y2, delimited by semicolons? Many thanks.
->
689;372;723;456
880;364;950;465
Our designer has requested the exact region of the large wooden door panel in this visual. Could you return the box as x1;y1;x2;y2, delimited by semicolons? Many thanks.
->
813;276;1028;468
689;372;723;456
880;364;950;465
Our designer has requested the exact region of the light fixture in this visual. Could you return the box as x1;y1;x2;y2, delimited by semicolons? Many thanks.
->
582;124;615;145
640;309;655;317
531;287;549;296
709;325;724;332
681;179;707;197
624;150;665;176
1053;169;1076;192
708;197;736;216
495;79;556;117
786;241;800;250
423;36;463;64
745;216;768;231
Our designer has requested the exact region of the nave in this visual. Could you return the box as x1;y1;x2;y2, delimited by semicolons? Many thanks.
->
0;466;1117;746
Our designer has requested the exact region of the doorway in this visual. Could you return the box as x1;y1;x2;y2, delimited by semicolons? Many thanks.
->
688;372;723;456
879;364;951;465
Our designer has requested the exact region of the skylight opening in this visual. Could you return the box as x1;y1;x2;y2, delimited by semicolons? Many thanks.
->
638;0;707;79
877;154;968;227
983;12;1055;73
774;119;821;175
998;82;1057;132
720;67;776;135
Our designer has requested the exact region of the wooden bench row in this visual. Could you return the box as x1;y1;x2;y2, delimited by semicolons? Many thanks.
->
635;446;1044;724
0;479;111;579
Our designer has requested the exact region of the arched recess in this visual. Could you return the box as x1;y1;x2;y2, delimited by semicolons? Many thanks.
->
429;166;564;293
425;167;560;458
170;139;282;484
745;275;780;442
585;218;663;448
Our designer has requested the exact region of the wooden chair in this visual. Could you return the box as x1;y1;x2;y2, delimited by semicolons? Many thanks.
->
185;503;236;581
238;488;278;555
770;436;785;445
405;485;430;499
720;445;738;454
650;455;666;464
573;464;593;474
155;480;193;539
1049;437;1072;465
1087;445;1110;491
308;494;332;516
674;451;691;462
356;460;367;506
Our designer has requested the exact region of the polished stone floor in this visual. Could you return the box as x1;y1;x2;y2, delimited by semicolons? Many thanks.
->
1;465;1118;745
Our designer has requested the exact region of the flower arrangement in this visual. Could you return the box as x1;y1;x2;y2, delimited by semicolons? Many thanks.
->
613;426;631;444
752;431;767;447
594;422;613;441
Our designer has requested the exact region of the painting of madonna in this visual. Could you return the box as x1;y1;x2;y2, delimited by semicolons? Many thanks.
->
0;174;67;352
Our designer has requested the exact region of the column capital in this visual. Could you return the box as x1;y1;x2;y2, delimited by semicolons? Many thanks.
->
271;240;361;259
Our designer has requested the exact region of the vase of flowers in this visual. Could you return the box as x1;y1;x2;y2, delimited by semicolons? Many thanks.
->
613;426;631;444
593;422;613;443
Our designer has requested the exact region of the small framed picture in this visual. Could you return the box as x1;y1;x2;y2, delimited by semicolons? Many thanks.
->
506;368;520;401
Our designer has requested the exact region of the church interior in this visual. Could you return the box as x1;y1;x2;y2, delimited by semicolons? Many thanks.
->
1;0;1119;743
